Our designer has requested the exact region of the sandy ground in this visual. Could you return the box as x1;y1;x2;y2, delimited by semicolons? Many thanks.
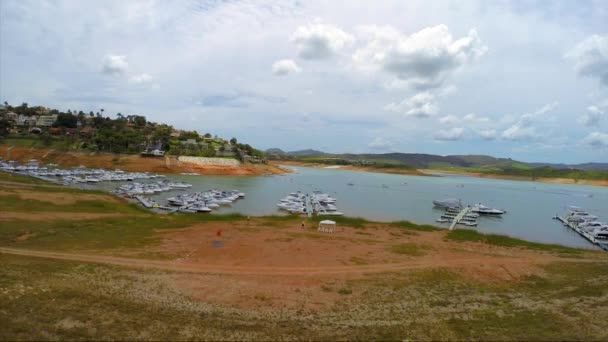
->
0;145;288;176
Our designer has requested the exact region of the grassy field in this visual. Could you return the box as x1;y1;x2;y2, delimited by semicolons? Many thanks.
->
1;254;607;340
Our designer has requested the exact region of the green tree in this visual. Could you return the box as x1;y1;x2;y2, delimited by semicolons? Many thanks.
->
53;113;78;128
0;118;11;136
230;137;237;145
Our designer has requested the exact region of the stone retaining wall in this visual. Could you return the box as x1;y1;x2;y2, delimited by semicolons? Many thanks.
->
178;156;241;166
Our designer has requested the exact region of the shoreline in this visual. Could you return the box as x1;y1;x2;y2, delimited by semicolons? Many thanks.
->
270;160;429;177
422;169;608;187
269;160;607;187
0;145;290;176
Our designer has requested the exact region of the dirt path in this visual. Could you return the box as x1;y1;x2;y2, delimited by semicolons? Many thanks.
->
0;247;589;276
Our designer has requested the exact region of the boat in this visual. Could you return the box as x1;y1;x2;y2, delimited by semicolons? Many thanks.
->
436;218;450;223
470;204;505;215
433;198;462;209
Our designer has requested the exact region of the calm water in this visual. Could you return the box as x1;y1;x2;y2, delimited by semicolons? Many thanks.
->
93;165;608;249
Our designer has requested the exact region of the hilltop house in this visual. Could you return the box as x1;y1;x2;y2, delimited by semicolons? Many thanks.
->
179;139;209;149
17;114;38;127
5;112;18;122
36;114;58;127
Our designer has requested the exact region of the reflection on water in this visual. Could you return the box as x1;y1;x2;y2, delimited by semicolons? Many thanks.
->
91;166;608;249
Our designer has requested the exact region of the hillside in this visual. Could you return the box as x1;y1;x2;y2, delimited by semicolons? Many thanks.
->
267;149;608;171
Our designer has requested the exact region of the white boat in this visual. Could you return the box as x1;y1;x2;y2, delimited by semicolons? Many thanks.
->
471;204;505;215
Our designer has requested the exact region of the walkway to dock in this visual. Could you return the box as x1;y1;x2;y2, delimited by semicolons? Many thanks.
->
449;207;470;230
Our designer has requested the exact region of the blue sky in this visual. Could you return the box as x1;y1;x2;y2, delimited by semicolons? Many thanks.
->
1;0;607;163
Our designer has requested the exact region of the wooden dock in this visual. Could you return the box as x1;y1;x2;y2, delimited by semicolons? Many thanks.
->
449;207;471;230
554;216;608;251
134;195;153;208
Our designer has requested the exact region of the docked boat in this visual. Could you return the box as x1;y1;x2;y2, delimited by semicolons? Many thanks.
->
471;204;505;215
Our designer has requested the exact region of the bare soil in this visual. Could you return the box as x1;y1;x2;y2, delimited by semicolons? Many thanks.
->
0;145;288;176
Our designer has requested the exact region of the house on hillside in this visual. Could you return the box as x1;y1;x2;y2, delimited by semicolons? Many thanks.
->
49;127;61;135
179;139;209;149
17;114;38;127
5;112;18;122
36;114;58;127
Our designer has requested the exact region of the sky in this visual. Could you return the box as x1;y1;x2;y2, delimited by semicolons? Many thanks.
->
1;0;608;163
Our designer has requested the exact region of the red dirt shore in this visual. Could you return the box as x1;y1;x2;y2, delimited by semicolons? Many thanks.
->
0;145;289;176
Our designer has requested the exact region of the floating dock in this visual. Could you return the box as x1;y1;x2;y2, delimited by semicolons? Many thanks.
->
554;216;608;251
449;207;471;230
134;195;153;209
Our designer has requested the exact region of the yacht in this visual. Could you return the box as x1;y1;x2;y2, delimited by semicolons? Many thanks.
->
470;204;505;215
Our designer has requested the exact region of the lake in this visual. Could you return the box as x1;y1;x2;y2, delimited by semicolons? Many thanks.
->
94;165;608;249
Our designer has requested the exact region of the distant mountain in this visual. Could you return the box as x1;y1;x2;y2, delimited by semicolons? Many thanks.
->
530;162;608;171
286;149;327;156
265;148;286;155
267;149;608;171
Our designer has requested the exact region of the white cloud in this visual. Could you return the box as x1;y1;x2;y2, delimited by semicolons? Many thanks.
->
384;91;438;118
582;131;608;148
434;127;464;141
368;137;393;150
272;59;301;76
439;115;458;125
581;104;605;127
476;129;497;140
501;103;557;141
129;73;153;84
566;34;608;86
290;23;354;60
353;24;487;90
102;55;128;75
463;113;489;123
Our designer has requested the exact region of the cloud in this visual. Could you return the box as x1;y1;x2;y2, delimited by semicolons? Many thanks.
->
129;73;153;84
384;91;438;118
565;34;608;86
476;129;497;140
272;59;301;76
502;103;556;141
463;113;490;123
434;127;464;141
439;115;458;125
290;23;354;60
582;131;608;148
353;24;487;90
581;104;605;127
102;55;128;75
368;137;393;150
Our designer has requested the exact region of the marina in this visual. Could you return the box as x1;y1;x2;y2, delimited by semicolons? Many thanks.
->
553;207;608;251
1;160;607;250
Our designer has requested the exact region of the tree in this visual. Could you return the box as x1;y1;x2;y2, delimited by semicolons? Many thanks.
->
133;115;146;127
0;118;11;136
204;133;212;138
53;113;77;128
230;137;237;145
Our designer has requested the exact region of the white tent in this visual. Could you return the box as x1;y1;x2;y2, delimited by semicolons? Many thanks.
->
318;220;336;233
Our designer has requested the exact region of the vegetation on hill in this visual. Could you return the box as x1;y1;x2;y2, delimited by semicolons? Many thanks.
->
0;102;264;160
